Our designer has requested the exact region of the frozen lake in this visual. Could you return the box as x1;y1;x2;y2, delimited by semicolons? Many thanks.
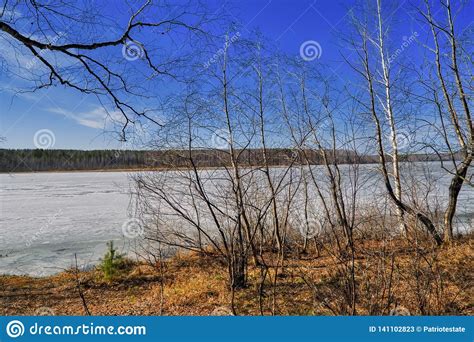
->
0;171;133;276
0;163;473;276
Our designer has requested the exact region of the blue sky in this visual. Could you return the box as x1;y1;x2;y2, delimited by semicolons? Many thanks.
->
0;0;472;149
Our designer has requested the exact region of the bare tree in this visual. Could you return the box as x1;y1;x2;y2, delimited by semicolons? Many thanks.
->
419;0;473;242
0;0;211;140
346;1;444;245
374;0;406;234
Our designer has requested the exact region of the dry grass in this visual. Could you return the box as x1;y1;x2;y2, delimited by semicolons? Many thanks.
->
1;236;472;316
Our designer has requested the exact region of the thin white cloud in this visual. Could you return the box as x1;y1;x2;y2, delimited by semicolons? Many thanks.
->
48;106;123;129
0;30;75;77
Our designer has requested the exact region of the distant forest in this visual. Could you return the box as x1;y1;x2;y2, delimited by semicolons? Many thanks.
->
0;148;451;173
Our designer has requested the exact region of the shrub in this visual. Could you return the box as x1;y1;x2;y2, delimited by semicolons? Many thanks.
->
99;241;126;281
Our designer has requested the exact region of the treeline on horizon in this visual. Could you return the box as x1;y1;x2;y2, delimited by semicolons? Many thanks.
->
0;148;455;173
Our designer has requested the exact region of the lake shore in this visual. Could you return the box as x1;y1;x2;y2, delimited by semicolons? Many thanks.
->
2;165;473;276
2;236;472;316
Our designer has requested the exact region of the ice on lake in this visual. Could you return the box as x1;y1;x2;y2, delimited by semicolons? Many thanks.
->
0;171;133;276
0;162;472;276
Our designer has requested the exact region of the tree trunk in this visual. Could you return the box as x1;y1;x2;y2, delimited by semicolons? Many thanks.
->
443;159;471;243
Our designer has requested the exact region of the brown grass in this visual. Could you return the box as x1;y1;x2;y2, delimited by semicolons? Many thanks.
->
1;236;472;316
